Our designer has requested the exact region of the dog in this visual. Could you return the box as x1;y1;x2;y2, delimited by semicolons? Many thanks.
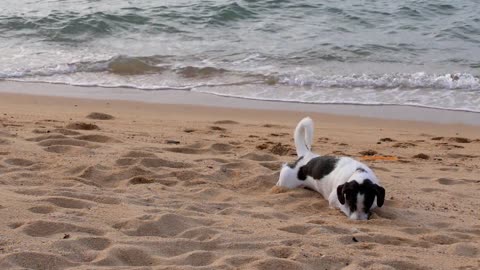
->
276;117;385;220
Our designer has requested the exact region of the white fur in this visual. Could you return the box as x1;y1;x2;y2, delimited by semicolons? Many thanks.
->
276;117;383;220
294;117;314;157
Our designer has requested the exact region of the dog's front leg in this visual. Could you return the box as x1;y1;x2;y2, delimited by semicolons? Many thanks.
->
327;192;340;208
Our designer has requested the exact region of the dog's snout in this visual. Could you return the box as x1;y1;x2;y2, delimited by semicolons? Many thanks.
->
349;212;369;221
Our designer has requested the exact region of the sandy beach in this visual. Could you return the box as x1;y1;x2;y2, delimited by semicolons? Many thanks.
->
0;91;479;270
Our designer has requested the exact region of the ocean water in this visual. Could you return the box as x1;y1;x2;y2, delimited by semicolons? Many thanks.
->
1;0;479;112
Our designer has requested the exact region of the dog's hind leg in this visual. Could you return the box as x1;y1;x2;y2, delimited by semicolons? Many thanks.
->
276;165;304;189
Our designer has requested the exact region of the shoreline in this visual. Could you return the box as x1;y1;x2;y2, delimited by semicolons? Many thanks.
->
1;80;479;126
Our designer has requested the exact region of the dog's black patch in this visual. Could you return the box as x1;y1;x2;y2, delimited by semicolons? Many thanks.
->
337;179;385;214
287;156;304;169
297;156;338;181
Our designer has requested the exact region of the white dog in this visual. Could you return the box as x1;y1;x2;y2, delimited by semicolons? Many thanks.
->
276;117;385;220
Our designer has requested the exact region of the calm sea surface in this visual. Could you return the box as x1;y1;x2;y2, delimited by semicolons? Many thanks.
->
1;0;479;111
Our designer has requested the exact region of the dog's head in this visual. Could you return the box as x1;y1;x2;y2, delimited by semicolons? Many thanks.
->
336;178;385;220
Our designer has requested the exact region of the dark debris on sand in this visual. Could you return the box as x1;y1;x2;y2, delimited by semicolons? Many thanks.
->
359;150;378;156
413;153;430;160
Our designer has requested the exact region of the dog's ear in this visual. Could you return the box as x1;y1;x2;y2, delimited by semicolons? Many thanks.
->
337;184;345;205
375;184;385;207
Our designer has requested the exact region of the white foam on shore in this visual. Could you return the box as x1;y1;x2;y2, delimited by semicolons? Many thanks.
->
3;67;480;113
1;81;479;126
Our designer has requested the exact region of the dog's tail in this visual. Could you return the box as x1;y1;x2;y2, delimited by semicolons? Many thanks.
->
294;117;314;157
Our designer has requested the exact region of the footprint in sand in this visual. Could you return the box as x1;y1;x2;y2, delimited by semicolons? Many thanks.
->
400;227;432;235
116;150;157;165
262;124;285;128
61;237;112;251
164;147;209;155
164;143;235;155
123;150;157;158
140;158;193;169
277;224;314;235
209;126;226;132
0;130;15;138
51;128;82;135
75;134;121;143
115;158;138;166
86;112;114;120
38;139;91;147
31;134;97;155
446;242;479;257
439;167;459;172
177;227;220;241
16;220;104;237
27;134;69;142
342;233;429;248
220;161;251;170
259;162;282;171
52;237;112;262
93;245;155;266
421;187;445;193
392;142;417;148
3;158;34;167
53;190;121;205
210;143;234;152
167;250;217;267
316;225;352;235
221;256;260;268
448;137;472;143
44;145;93;155
66;122;100;130
127;176;155;185
0;138;10;145
447;153;477;159
129;175;177;186
0;252;78;269
249;258;303;270
13;188;49;197
113;213;214;238
376;260;428;270
42;196;95;209
171;170;201;182
195;157;229;164
269;132;289;137
265;246;294;259
77;165;156;187
213;120;239;125
437;178;461;185
32;129;82;136
28;205;56;214
421;234;460;245
241;152;278;161
257;143;294;156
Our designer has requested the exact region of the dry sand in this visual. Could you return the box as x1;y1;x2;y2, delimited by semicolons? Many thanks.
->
0;92;479;270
